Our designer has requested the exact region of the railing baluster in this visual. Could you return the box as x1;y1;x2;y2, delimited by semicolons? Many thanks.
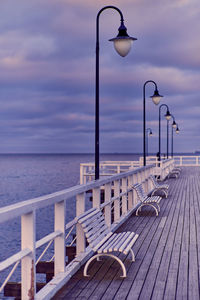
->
128;175;133;210
54;200;66;275
105;183;112;226
93;187;100;208
114;180;120;221
122;177;128;215
21;211;36;300
76;193;85;255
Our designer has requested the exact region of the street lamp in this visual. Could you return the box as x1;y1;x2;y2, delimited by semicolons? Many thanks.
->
159;104;171;161
167;115;177;158
143;80;163;166
146;128;153;157
95;6;137;180
170;114;179;157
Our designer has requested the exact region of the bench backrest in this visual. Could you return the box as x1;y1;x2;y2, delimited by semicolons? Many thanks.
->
77;208;111;249
133;183;148;202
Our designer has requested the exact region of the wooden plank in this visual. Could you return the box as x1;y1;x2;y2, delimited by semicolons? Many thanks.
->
125;178;181;300
170;177;189;300
150;176;185;300
139;174;185;299
189;176;200;299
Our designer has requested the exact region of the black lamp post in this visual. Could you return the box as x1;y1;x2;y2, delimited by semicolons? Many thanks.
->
146;128;153;157
95;6;137;180
143;80;163;166
170;114;179;157
167;120;169;159
159;104;171;161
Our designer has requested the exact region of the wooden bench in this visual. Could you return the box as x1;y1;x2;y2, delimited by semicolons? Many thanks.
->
167;168;180;178
133;183;162;216
148;175;169;198
77;208;139;278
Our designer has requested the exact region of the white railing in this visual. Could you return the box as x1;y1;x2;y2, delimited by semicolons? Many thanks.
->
80;161;141;184
0;163;169;300
173;155;200;166
80;157;174;184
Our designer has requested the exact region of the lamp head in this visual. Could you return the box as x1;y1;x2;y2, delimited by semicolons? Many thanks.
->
165;110;171;121
109;21;137;57
150;88;163;105
176;126;180;134
149;130;153;136
172;120;177;128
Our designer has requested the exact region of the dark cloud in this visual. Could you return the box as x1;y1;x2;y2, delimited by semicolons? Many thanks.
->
0;0;199;153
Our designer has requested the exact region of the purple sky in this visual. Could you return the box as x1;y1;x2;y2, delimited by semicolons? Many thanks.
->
0;0;200;154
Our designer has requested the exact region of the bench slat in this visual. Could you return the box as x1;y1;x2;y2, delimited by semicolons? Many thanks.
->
123;233;139;254
97;233;118;253
119;232;136;252
106;232;128;253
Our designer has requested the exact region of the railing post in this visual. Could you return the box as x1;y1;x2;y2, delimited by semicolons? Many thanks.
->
132;173;138;207
76;193;85;255
114;180;120;222
117;165;120;174
92;187;100;208
21;212;36;300
122;177;128;215
128;175;133;210
105;183;112;226
80;164;84;184
54;200;66;275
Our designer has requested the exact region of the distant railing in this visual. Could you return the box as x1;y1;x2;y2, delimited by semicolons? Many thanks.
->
80;157;174;184
173;155;200;166
80;161;141;184
0;162;172;300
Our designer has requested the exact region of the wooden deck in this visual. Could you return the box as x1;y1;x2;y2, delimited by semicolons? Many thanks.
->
53;167;200;300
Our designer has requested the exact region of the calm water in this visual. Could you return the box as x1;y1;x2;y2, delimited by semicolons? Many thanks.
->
0;153;140;295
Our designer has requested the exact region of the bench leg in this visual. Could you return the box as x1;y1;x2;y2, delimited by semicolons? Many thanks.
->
136;203;159;216
130;249;135;262
152;188;168;198
83;253;127;278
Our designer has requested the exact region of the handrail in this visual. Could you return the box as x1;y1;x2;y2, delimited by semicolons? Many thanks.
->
0;248;31;272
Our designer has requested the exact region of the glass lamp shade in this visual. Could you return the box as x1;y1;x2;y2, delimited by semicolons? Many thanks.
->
112;38;133;57
165;111;171;121
150;89;163;105
149;131;153;136
172;121;177;128
109;22;137;57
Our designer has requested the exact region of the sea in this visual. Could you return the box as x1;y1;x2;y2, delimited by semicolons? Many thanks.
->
0;153;140;298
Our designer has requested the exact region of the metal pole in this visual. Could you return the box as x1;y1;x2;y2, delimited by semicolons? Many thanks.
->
143;80;158;166
95;6;124;180
143;84;146;166
167;120;169;158
146;131;148;157
158;104;170;161
171;125;174;157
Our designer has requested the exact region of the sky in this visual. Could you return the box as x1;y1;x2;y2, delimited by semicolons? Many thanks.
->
0;0;200;154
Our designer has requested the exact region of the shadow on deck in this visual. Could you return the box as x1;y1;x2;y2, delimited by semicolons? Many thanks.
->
53;167;200;300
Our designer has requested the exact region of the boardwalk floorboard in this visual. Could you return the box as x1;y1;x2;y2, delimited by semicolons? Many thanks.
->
151;177;185;300
53;167;200;300
138;176;184;300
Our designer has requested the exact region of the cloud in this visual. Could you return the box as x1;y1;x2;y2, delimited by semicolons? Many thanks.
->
0;0;199;153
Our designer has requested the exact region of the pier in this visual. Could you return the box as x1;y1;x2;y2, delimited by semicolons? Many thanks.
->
54;166;199;300
0;157;200;299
